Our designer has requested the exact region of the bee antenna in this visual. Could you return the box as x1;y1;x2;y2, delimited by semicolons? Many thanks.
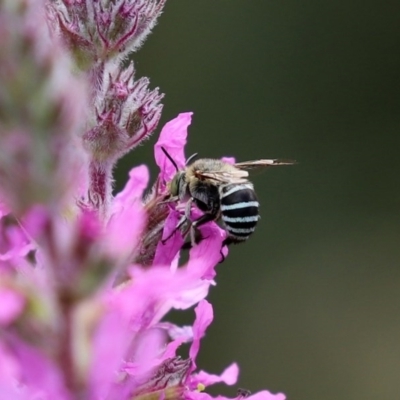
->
186;152;198;165
161;147;179;172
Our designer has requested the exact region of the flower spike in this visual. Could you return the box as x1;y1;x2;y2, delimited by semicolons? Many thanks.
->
0;2;286;400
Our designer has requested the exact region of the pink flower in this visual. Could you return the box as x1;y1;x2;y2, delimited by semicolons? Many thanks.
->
151;112;228;269
82;65;163;164
115;301;238;400
0;336;71;400
0;1;286;399
120;300;285;400
154;112;192;185
105;165;149;264
48;0;165;215
0;287;25;326
0;108;285;400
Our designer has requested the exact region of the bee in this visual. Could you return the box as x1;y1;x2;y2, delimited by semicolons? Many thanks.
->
162;148;295;247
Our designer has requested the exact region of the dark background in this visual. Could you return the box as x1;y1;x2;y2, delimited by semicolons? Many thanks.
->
116;2;400;399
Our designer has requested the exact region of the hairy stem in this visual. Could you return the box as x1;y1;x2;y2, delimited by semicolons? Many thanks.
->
88;160;113;217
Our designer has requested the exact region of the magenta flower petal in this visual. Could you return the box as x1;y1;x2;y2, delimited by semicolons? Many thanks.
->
0;288;25;326
192;363;239;387
106;165;149;261
168;277;212;312
0;200;9;219
186;221;226;280
0;213;36;264
160;337;187;360
90;266;215;398
0;341;19;381
0;340;29;399
21;205;50;242
112;165;150;214
154;323;194;360
153;210;184;267
157;322;194;341
90;308;131;398
189;300;213;369
132;328;167;373
154;112;193;183
126;266;209;319
90;309;165;399
0;336;70;400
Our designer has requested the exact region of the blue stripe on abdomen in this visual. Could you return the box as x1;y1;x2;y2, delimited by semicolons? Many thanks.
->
220;185;260;239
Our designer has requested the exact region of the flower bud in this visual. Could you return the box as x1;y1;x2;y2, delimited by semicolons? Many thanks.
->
47;0;167;67
82;62;163;163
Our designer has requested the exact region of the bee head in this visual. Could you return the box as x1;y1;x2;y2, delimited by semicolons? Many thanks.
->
161;146;190;199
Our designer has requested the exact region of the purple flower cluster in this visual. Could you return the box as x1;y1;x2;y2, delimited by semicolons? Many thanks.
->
47;0;165;214
0;1;285;399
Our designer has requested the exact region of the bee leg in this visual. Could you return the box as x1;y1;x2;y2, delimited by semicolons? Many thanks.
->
184;198;194;220
181;241;192;250
161;199;194;245
181;229;205;250
192;214;216;228
177;198;194;237
192;214;215;229
190;213;217;247
161;214;188;244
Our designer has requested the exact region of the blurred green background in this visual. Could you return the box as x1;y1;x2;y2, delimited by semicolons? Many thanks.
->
116;1;400;399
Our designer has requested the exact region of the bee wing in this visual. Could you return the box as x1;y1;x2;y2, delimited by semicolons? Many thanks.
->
234;159;296;170
195;169;249;184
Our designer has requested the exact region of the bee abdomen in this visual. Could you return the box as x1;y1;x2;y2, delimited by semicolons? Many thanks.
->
220;184;260;242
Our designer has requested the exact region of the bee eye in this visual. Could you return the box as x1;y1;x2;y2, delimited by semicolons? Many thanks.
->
169;175;179;196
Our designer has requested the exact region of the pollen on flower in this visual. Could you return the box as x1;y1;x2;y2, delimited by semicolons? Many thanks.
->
197;383;206;392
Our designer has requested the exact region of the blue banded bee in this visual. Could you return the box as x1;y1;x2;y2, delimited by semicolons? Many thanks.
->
162;148;295;247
